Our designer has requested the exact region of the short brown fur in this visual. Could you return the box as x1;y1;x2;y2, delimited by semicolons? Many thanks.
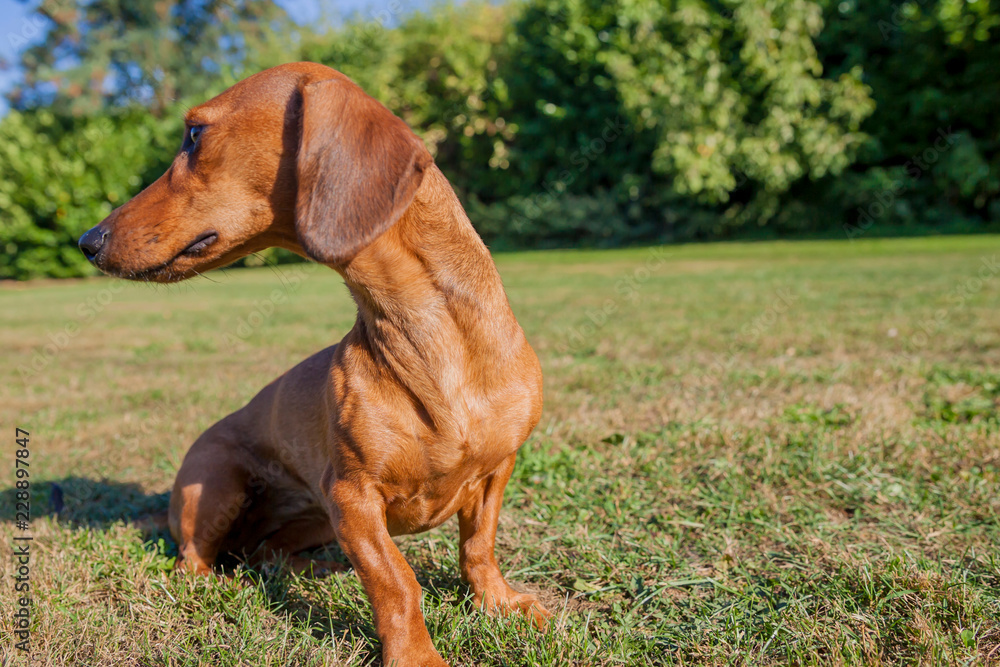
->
79;62;550;666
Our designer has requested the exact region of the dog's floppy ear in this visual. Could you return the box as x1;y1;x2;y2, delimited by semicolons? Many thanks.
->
295;77;432;265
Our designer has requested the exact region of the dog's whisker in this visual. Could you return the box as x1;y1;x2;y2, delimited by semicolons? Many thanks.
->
251;251;292;287
191;267;221;284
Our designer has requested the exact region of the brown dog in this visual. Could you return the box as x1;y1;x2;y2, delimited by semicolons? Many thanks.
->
77;62;549;666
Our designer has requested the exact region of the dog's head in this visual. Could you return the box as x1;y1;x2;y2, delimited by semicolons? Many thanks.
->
77;62;432;281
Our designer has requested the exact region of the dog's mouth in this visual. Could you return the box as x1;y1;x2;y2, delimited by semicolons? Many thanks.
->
123;230;221;282
181;231;219;256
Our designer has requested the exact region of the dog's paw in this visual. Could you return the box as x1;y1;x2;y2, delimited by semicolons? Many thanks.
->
506;591;553;630
475;588;553;631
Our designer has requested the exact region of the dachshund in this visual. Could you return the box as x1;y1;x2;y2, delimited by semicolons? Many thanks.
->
78;62;550;667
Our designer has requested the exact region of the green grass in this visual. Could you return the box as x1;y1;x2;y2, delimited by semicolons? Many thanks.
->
2;235;999;665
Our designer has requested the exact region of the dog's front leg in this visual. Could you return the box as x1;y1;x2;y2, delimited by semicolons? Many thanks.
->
328;482;447;667
458;453;552;629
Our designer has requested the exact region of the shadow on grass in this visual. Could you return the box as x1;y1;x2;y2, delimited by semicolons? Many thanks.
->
0;476;170;527
237;545;472;666
260;571;380;652
1;476;476;663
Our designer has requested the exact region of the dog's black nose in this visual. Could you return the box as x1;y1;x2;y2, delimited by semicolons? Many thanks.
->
78;226;109;261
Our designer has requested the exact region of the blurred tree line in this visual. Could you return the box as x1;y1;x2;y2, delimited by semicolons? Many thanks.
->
1;0;997;279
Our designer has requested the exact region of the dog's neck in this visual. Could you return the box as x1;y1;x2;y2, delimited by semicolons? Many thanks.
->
337;166;529;431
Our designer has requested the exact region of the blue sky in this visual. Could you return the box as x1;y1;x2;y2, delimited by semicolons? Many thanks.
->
0;0;440;115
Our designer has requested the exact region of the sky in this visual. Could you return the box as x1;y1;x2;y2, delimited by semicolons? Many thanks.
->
0;0;440;115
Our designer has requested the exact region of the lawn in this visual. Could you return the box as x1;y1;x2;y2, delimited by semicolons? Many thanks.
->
2;235;999;666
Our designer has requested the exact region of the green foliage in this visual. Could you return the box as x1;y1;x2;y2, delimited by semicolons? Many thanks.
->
0;109;179;279
811;0;1000;230
305;0;875;247
2;0;999;278
466;191;645;249
498;0;873;202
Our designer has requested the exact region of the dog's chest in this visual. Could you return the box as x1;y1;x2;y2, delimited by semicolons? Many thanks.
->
331;334;542;535
380;414;527;535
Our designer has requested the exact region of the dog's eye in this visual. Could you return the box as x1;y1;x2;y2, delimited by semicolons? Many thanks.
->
188;125;203;146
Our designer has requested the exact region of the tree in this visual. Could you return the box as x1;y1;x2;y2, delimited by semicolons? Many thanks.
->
815;0;1000;222
495;0;874;227
10;0;297;117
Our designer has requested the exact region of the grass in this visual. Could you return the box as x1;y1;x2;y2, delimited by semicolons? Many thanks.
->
1;235;999;666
